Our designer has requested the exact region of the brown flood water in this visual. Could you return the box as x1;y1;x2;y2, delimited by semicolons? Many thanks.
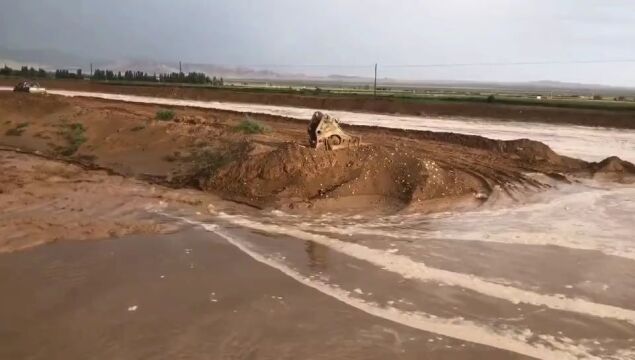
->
0;229;523;360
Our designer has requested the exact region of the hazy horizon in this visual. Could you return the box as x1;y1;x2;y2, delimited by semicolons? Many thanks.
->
1;0;635;86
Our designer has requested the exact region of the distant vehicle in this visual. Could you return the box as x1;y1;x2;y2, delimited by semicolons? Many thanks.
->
13;80;47;94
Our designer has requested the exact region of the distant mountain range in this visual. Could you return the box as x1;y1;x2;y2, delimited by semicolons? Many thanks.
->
0;47;91;68
1;47;634;94
0;47;304;80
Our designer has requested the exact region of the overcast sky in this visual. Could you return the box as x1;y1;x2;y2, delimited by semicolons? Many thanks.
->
1;0;634;85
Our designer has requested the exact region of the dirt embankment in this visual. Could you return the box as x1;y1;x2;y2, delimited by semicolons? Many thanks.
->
1;92;633;217
2;78;635;129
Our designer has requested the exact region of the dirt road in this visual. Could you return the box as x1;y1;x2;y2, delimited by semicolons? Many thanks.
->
2;78;635;129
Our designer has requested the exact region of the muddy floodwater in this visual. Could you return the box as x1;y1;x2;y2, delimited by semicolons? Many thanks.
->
1;89;634;359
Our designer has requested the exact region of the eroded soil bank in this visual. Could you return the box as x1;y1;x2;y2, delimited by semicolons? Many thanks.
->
1;92;633;216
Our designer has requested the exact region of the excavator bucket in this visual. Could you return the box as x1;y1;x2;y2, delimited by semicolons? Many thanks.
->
307;111;360;150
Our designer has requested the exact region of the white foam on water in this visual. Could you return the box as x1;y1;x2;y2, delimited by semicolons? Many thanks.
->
302;219;635;261
199;223;595;360
298;184;635;261
215;212;635;325
149;209;635;359
10;88;631;162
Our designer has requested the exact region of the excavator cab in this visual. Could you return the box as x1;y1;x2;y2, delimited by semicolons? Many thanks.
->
308;111;360;150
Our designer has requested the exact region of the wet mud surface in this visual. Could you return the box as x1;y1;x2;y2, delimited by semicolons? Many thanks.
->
0;230;529;360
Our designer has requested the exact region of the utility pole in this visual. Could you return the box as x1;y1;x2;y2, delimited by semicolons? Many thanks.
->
373;63;378;97
179;61;182;74
90;63;93;76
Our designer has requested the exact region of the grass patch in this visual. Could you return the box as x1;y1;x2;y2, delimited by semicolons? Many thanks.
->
130;125;145;132
5;122;29;136
58;122;87;156
191;149;231;176
233;116;268;134
185;143;250;181
156;109;175;121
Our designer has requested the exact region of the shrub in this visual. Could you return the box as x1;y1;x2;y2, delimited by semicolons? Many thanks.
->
190;143;250;179
233;117;268;134
156;109;175;121
5;122;29;136
192;149;230;175
486;94;496;103
58;122;87;156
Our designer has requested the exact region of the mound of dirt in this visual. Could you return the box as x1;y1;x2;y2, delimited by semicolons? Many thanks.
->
203;143;497;212
354;124;575;166
197;135;632;212
589;156;635;183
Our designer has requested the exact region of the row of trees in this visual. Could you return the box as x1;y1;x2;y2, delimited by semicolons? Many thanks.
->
0;65;48;78
1;64;224;86
92;69;224;86
55;69;83;79
1;65;85;80
0;65;82;79
92;69;153;82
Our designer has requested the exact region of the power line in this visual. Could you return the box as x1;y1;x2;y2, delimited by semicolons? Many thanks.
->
204;59;635;69
382;59;635;68
224;64;374;68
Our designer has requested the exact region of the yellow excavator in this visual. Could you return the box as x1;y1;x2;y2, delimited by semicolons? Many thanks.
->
307;111;360;150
